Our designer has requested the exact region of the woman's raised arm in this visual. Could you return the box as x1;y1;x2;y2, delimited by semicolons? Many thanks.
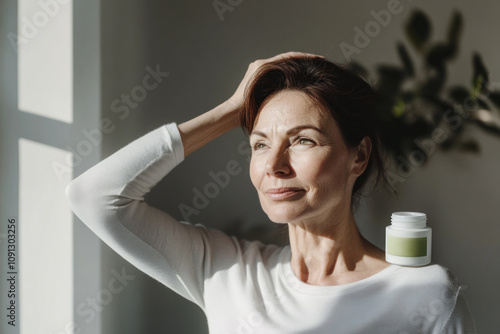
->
64;51;321;309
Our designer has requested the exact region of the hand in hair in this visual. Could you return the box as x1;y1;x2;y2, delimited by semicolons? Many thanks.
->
226;51;324;114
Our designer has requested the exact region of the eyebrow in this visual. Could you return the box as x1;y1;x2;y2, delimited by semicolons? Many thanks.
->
250;125;325;138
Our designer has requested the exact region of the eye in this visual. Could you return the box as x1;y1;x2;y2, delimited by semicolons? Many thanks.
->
252;142;268;151
296;137;315;146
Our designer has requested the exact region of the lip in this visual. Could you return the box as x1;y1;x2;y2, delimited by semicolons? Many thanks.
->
264;187;305;200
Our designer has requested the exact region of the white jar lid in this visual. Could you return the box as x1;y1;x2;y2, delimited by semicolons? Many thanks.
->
391;212;427;228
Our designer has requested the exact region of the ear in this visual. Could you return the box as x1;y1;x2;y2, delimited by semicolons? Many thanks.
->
350;136;372;177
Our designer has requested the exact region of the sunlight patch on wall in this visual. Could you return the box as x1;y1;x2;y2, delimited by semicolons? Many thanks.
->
19;138;73;334
18;0;73;123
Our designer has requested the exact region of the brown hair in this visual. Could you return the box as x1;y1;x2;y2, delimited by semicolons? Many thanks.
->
239;56;386;201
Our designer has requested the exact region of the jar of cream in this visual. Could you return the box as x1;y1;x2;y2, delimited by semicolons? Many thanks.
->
385;212;432;266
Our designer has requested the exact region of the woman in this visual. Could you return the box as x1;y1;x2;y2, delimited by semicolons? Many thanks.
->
66;52;476;333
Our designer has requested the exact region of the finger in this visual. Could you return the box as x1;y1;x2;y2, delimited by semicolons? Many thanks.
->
282;51;324;57
265;51;325;63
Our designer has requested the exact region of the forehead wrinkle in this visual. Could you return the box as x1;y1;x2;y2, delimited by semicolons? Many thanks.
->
250;125;325;140
249;130;268;139
251;90;335;137
286;125;326;136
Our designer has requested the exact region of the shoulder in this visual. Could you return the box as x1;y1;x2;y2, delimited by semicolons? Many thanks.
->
387;264;476;333
389;265;466;326
236;237;286;265
383;264;463;315
193;224;285;266
389;263;460;290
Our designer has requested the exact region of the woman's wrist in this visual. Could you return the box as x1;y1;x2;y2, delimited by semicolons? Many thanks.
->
177;100;241;158
213;99;241;129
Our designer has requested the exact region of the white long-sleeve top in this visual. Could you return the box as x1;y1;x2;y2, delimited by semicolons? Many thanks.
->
65;123;476;333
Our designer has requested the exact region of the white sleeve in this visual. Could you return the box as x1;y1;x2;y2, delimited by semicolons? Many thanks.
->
65;123;238;309
440;287;477;334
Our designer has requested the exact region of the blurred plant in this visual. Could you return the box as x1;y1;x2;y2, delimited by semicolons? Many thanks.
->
351;9;500;162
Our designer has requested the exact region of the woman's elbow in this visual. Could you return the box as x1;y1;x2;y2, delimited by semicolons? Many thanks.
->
65;176;103;221
65;178;83;211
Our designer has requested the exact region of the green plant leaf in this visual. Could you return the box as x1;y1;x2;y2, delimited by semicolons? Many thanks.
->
448;86;470;104
487;92;500;109
376;65;406;97
472;53;489;94
421;66;446;97
426;43;455;68
447;11;463;59
405;10;431;52
448;11;463;44
426;96;454;124
397;42;415;77
392;98;406;118
477;97;490;111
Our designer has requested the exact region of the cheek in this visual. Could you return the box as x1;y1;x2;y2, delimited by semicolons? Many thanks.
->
293;152;329;178
299;158;350;193
249;157;263;190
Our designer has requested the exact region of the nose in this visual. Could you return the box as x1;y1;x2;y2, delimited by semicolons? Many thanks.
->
265;148;292;177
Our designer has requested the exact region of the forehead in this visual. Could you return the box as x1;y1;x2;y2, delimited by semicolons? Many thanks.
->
253;90;334;131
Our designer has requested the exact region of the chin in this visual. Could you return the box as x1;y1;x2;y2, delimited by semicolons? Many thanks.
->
267;216;290;224
262;204;305;224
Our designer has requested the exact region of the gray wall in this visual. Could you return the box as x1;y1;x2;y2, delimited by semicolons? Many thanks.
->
1;0;103;333
98;0;498;333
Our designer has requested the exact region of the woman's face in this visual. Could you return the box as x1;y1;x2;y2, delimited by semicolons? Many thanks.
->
249;90;367;225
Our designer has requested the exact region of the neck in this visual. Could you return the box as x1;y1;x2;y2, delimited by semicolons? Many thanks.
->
287;211;387;286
